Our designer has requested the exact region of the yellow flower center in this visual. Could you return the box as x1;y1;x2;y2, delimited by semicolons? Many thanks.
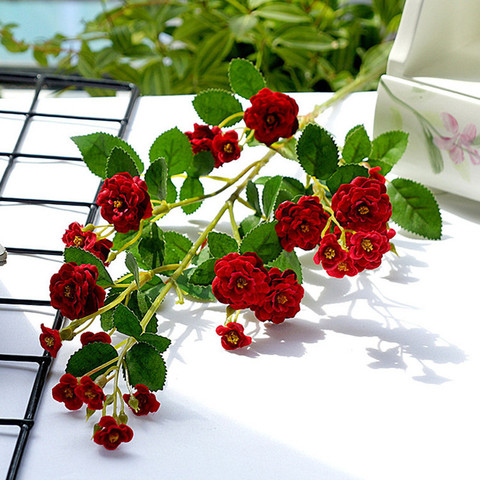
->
45;336;55;347
337;262;349;272
113;199;123;209
265;114;277;125
73;235;85;247
324;247;336;259
109;432;120;444
64;285;73;298
236;277;248;289
223;143;234;154
226;331;240;345
276;293;288;305
361;239;374;252
358;205;369;215
300;223;310;233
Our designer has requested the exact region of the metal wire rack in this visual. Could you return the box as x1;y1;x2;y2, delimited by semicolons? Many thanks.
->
0;72;139;480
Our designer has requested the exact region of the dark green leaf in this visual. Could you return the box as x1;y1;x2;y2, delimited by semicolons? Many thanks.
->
112;230;137;251
64;247;113;287
166;177;177;203
180;176;204;215
240;221;282;263
342;125;371;163
388;178;442;240
105;146;140;178
137;333;171;354
296;123;339;179
164;231;193;265
246;180;262;216
137;224;165;270
126;290;158;333
125;342;167;391
149;127;192;176
176;269;216;302
369;130;408;174
125;251;140;287
262;175;283;220
228;58;266;99
193;89;243;127
239;214;262;238
189;258;217;285
186;151;215;178
326;165;369;194
194;29;234;76
71;132;143;178
100;290;120;330
66;342;118;380
208;232;238;258
267;249;303;284
145;157;168;201
113;304;142;338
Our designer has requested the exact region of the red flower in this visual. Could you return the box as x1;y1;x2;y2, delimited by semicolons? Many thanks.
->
93;416;133;450
252;268;304;324
49;262;105;320
39;324;62;357
80;331;112;346
211;130;241;167
216;322;252;350
96;172;153;233
62;222;112;264
275;196;330;252
325;255;359;278
123;384;160;416
244;88;299;145
331;172;392;233
185;123;220;154
348;229;395;271
75;376;106;410
52;373;82;410
212;252;269;310
313;233;348;270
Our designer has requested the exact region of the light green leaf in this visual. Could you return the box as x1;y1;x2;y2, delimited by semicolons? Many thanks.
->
164;231;193;265
254;3;311;23
240;221;282;263
228;58;266;99
342;125;371;163
262;175;283;220
239;214;262;238
149;127;192;176
369;130;408;174
192;89;243;127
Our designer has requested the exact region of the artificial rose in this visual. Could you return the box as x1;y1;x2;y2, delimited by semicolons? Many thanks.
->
348;229;395;271
216;322;252;350
123;384;160;416
93;416;134;450
88;238;113;264
52;373;82;410
313;233;348;270
275;196;330;252
75;376;106;410
39;324;62;357
252;268;304;324
325;255;360;279
96;172;153;233
185;123;220;154
80;331;112;346
211;130;241;167
331;172;392;233
49;262;105;320
244;88;299;145
212;252;269;310
62;222;112;264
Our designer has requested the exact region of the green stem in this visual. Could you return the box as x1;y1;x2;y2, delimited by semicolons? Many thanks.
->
218;111;245;129
107;221;144;263
227;201;241;244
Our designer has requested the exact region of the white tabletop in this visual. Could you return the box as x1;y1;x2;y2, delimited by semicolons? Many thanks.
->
1;91;480;480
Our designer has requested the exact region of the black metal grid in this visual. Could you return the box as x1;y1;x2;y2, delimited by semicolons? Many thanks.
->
0;72;139;480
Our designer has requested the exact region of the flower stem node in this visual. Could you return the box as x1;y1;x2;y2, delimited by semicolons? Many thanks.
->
152;201;171;216
59;326;75;341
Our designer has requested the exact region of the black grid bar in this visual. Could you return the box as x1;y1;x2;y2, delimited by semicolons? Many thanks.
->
0;72;139;480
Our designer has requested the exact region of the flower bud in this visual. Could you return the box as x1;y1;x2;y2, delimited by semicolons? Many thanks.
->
117;411;129;425
81;223;95;232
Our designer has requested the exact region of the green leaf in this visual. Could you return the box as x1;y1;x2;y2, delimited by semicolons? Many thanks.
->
279;177;305;198
246;180;262;216
64;247;113;287
126;290;158;333
208;232;238;258
176;268;216;302
125;342;167;391
342;125;371;163
113;304;142;338
228;58;266;99
125;251;140;287
149;127;192;176
240;221;282;263
192;89;243;127
193;29;234;77
180;177;204;215
100;290;120;330
262;175;283;220
71;132;143;179
387;178;442;240
105;146;140;178
137;333;171;354
164;231;193;265
239;214;262;238
145;157;168;201
369;130;409;174
326;165;369;194
186;151;215;178
66;342;118;380
189;258;217;285
254;3;311;22
267;249;303;284
296;123;339;179
136;223;165;270
273;26;339;52
166;177;177;203
112;230;137;251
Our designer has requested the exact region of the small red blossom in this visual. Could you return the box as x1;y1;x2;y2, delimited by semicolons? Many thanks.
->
244;88;299;145
325;255;359;278
348;229;395;271
123;384;160;416
52;373;82;410
212;252;269;310
93;416;133;450
275;196;330;252
216;322;252;350
62;222;112;264
313;233;348;270
80;331;112;346
75;376;106;410
39;324;62;357
49;262;105;320
331;172;392;233
185;123;221;154
252;268;304;324
96;172;153;234
211;130;241;167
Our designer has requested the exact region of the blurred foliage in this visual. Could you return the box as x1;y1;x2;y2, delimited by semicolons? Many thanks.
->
0;0;405;95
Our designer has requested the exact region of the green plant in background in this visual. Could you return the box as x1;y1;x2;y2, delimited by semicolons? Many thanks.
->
0;0;405;95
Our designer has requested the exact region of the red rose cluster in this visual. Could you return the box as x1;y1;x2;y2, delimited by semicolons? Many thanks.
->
52;374;105;411
212;252;304;350
186;124;241;168
62;222;112;264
